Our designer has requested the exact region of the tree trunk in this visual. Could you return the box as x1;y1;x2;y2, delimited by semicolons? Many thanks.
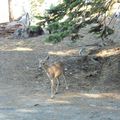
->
8;0;13;21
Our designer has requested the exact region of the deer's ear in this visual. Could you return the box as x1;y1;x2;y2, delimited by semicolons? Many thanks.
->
45;56;49;61
38;58;42;68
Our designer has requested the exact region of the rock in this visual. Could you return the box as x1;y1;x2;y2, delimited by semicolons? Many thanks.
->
5;21;24;33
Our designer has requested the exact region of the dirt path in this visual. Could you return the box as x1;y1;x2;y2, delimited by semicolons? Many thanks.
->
0;36;120;120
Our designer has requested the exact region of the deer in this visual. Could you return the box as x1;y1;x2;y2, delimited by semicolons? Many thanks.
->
38;56;68;98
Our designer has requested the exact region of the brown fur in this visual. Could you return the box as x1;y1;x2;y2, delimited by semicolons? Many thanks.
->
39;58;68;98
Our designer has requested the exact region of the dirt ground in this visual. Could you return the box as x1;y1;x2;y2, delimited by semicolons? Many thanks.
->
0;25;120;120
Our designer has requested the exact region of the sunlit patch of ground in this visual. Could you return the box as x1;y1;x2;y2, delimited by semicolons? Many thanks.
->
96;47;120;57
48;49;78;56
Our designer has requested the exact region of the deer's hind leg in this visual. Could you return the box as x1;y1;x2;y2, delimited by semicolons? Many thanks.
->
55;78;60;94
62;74;68;90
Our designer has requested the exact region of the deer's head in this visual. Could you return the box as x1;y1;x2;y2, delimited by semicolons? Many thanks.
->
38;56;49;69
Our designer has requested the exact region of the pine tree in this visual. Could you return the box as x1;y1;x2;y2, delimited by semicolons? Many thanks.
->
37;0;115;43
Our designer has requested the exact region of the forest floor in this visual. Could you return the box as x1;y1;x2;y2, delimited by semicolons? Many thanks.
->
0;24;120;120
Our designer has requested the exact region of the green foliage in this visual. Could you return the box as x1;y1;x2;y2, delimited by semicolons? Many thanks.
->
45;33;62;43
36;0;115;43
28;25;39;31
42;1;86;43
47;22;60;33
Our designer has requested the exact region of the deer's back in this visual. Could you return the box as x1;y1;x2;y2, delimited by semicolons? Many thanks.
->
47;62;64;79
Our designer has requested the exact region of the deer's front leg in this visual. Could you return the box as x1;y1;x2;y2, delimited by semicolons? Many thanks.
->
51;79;55;99
55;78;59;94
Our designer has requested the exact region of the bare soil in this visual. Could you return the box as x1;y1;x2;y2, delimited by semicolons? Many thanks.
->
0;28;120;120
